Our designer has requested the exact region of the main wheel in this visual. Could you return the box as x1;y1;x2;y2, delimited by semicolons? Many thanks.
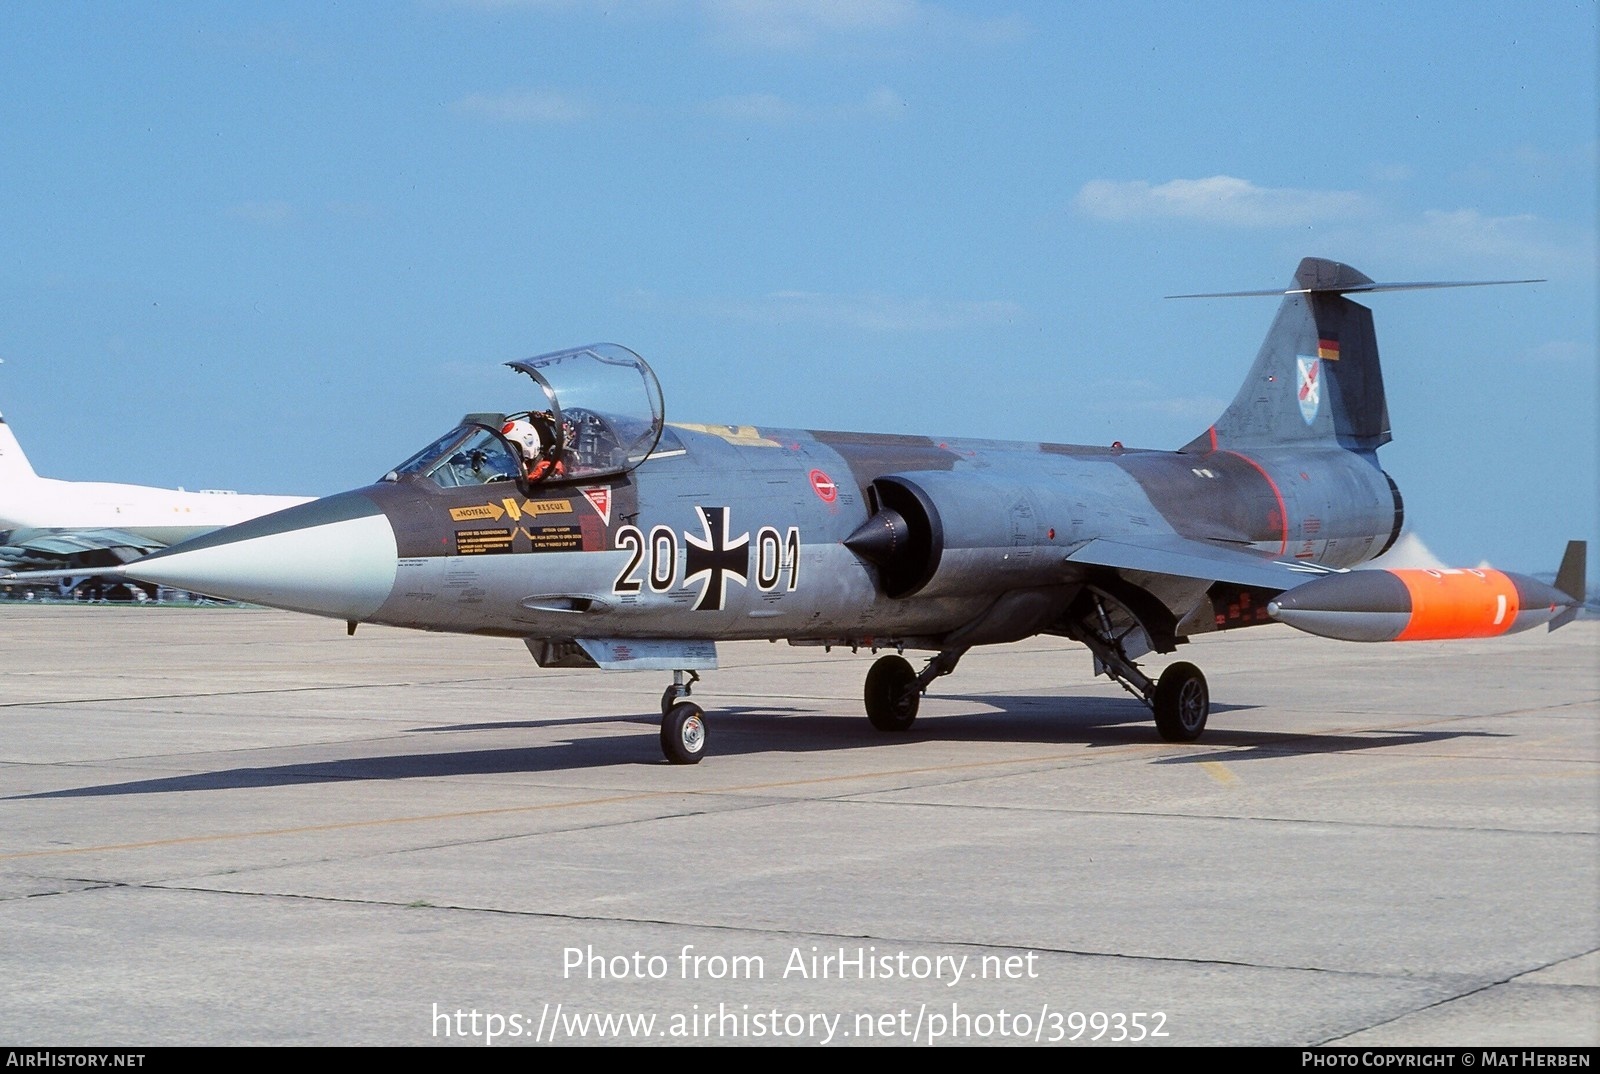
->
661;702;707;764
1153;661;1209;742
864;654;919;732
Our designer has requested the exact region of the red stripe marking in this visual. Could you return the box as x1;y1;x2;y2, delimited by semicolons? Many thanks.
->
1223;450;1288;555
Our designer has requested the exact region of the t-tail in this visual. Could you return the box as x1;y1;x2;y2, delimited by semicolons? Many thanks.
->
1179;256;1540;454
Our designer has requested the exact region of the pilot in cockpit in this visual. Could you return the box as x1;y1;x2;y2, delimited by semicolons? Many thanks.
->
501;411;563;481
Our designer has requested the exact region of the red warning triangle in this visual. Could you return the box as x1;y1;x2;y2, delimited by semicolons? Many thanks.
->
582;486;611;525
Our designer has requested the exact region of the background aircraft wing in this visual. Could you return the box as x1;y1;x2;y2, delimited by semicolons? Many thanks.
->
1064;535;1341;592
0;527;164;573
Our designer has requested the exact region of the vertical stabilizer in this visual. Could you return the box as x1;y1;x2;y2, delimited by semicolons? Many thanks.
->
0;413;41;484
1553;540;1587;602
1182;258;1391;453
1549;540;1588;631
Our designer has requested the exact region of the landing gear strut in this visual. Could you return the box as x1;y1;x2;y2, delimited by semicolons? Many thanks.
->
1066;597;1210;742
660;669;701;715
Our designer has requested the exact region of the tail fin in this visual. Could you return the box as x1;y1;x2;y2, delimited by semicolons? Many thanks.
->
1178;257;1541;454
1549;540;1588;631
0;413;41;484
1181;258;1391;453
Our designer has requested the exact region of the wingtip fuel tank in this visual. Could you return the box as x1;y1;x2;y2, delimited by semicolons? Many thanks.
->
1266;543;1586;643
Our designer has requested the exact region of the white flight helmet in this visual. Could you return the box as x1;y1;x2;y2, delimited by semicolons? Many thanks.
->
501;418;545;460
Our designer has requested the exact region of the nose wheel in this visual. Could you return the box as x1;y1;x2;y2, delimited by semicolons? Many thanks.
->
661;701;707;764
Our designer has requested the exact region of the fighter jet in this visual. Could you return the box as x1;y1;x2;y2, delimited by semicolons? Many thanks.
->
24;257;1584;761
0;409;311;593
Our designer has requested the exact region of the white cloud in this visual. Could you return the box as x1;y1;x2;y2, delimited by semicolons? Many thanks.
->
444;0;585;8
1386;209;1583;270
703;87;905;123
1074;176;1592;275
701;0;1023;51
1074;176;1369;228
438;0;1024;55
711;290;1023;332
453;89;592;123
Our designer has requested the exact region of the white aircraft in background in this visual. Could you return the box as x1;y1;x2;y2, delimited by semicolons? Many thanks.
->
0;409;311;594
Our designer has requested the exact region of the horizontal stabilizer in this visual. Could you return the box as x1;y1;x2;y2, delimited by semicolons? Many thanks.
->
1169;257;1543;298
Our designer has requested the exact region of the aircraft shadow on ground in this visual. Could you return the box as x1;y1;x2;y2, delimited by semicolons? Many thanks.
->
8;694;1501;799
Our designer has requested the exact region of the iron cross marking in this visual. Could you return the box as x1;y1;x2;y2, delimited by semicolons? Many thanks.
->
683;505;750;611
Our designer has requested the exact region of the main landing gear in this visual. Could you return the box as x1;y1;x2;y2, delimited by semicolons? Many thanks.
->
1150;661;1209;742
1064;596;1210;742
864;655;918;731
863;648;965;733
861;641;1208;743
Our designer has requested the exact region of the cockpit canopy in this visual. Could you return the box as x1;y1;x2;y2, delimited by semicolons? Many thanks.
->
387;343;669;490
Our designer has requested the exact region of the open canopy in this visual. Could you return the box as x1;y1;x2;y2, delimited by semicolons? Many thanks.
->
388;343;668;489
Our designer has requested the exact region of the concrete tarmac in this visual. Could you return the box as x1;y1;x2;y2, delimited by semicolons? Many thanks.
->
1;604;1596;1047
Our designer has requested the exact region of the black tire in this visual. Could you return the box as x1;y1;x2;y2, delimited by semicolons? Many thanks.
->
864;654;919;732
661;702;707;764
1153;661;1209;742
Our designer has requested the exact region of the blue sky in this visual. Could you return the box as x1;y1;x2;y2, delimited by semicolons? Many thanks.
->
2;1;1594;575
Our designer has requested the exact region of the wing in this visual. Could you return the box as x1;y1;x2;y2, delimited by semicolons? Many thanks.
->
1048;533;1352;658
0;527;165;573
1064;534;1343;592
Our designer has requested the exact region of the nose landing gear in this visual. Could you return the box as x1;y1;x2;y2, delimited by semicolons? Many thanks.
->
659;669;706;764
661;700;707;765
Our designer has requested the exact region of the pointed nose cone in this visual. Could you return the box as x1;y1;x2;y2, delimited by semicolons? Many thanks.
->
125;491;397;620
844;509;910;565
